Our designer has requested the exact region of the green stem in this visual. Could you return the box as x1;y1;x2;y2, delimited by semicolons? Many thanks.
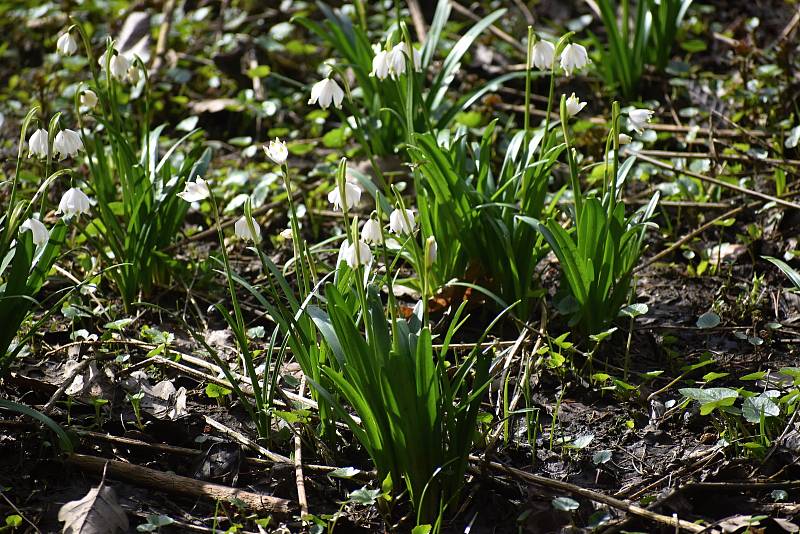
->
560;96;582;223
210;192;266;436
523;26;534;146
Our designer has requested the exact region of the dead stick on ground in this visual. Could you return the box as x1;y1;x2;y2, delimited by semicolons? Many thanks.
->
202;415;291;463
471;457;705;533
74;429;365;478
449;1;526;53
634;153;800;210
295;377;309;518
635;204;749;272
406;0;427;42
66;453;297;515
149;0;176;75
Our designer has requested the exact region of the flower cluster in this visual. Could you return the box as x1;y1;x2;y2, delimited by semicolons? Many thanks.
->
99;48;140;84
530;36;590;76
370;41;422;80
28;127;84;160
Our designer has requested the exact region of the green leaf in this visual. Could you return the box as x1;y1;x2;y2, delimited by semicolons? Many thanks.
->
742;395;780;423
620;303;648;318
593;450;612;465
764;257;800;290
348;487;381;506
696;312;720;329
702;372;729;382
327;467;361;479
246;65;271;78
568;434;594;449
680;387;739;415
680;39;707;53
205;383;231;398
740;371;767;381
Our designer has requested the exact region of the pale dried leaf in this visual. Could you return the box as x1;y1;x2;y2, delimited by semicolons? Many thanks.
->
57;483;128;534
117;11;151;62
140;380;188;420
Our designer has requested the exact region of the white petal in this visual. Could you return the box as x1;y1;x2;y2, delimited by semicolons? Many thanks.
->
20;218;49;246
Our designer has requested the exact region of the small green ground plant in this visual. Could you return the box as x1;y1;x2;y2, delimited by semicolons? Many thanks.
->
593;0;693;97
70;25;210;310
521;101;659;336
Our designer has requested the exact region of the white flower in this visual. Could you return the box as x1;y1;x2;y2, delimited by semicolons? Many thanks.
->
565;93;587;117
389;208;416;235
127;65;140;84
361;218;382;244
53;129;83;159
20;218;49;246
627;108;654;134
263;138;288;165
387;42;422;77
370;48;391;80
56;33;77;56
343;240;372;268
560;43;590;76
28;128;49;158
619;133;632;145
177;177;210;202
234;215;261;243
327;180;362;211
99;50;130;82
308;77;344;109
531;40;555;70
58;187;91;217
80;89;98;109
425;236;438;266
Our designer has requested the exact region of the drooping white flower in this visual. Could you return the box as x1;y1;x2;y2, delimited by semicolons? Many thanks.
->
627;108;654;134
308;77;344;109
28;128;49;158
58;187;91;217
80;89;98;109
425;236;438;266
343;240;372;268
53;129;83;159
618;133;632;145
234;215;261;243
127;65;140;84
370;48;392;80
177;177;210;203
389;208;416;235
263;138;288;165
56;32;77;56
387;42;422;77
327;180;362;211
361;218;382;244
565;93;587;117
560;43;590;76
99;50;130;82
531;40;555;70
20;217;49;246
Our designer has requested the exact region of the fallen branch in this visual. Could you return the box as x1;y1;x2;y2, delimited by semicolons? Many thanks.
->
65;453;297;515
471;456;705;533
634;153;800;210
635;203;752;272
